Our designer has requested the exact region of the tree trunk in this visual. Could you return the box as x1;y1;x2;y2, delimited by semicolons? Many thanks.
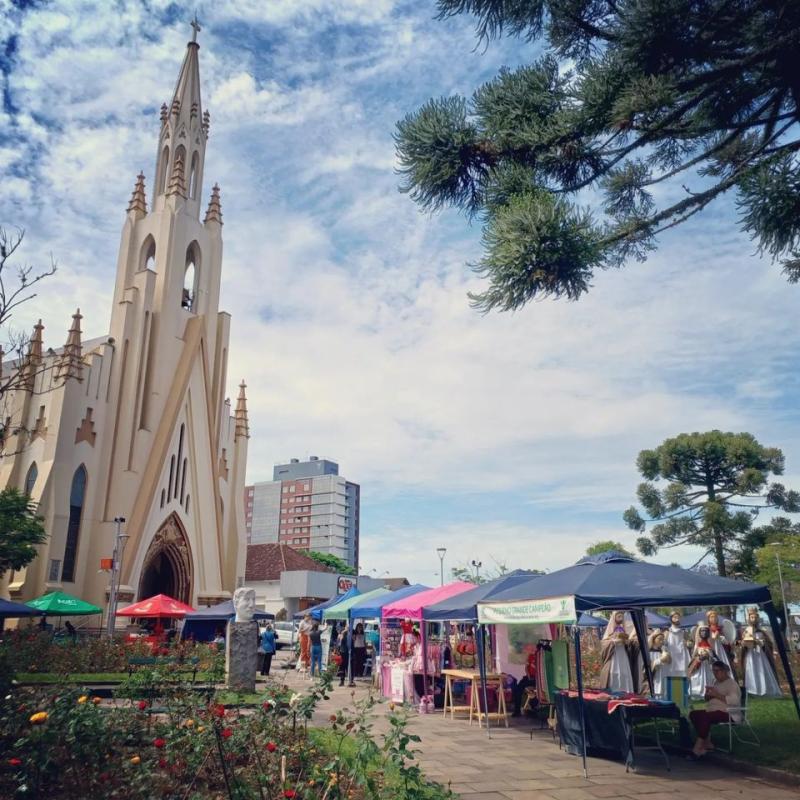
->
713;531;727;578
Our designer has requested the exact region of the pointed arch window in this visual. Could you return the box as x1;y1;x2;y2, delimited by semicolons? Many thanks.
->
24;462;38;496
141;236;156;272
182;242;200;311
61;466;87;583
158;146;170;194
189;151;200;199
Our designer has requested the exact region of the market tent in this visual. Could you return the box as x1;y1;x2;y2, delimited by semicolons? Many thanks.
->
645;610;671;627
347;583;430;621
478;552;799;733
382;581;475;621
0;597;44;618
423;573;539;621
679;610;733;629
577;612;607;628
181;600;274;641
323;588;391;621
27;591;102;616
295;586;360;621
116;594;195;618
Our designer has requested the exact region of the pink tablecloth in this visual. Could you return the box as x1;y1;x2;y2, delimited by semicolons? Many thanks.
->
380;662;416;703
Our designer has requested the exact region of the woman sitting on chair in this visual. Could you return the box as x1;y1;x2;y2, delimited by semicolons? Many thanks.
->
688;660;741;758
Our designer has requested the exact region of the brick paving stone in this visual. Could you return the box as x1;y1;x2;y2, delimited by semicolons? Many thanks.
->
459;793;517;800
545;789;601;800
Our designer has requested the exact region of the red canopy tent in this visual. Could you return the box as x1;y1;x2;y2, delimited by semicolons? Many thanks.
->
116;594;196;649
116;594;196;618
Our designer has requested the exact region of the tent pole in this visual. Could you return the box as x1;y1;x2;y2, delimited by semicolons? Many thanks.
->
574;625;588;779
764;601;800;720
477;624;492;739
421;619;428;700
631;608;654;696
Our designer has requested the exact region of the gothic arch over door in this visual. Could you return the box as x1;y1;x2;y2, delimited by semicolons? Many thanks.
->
138;513;193;604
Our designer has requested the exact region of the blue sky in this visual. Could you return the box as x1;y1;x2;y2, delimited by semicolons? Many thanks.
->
2;1;799;584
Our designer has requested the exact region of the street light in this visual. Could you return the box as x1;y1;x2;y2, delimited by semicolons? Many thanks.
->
436;547;447;586
106;517;129;638
770;543;794;641
471;560;482;582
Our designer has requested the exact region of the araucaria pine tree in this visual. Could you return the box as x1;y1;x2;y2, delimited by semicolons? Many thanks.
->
395;1;800;311
623;431;800;577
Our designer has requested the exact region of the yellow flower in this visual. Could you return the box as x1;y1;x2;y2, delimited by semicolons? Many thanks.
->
130;756;141;765
184;718;194;727
77;696;88;704
197;726;205;733
29;712;48;724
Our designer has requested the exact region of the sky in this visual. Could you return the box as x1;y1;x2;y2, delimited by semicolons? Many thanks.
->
1;0;799;586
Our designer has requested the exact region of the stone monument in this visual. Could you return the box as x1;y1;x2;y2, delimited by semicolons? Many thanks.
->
226;587;258;693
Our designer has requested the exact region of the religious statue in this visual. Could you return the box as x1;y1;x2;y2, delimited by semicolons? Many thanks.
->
706;609;736;674
599;611;635;693
662;611;691;677
688;624;715;697
233;587;256;623
645;630;671;697
739;607;782;697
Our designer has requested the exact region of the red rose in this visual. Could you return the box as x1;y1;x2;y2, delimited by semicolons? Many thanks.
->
8;758;21;767
284;791;296;799
221;728;233;739
137;701;147;711
210;703;225;718
153;737;166;749
158;759;168;769
266;742;277;753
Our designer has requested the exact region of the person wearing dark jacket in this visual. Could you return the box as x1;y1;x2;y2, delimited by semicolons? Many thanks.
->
260;624;277;676
337;625;354;687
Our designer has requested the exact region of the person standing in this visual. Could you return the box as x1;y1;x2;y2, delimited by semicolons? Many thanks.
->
352;623;367;679
260;624;277;677
298;614;313;669
337;624;353;687
309;623;323;676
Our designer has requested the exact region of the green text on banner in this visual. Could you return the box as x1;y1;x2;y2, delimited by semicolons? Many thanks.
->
477;595;577;625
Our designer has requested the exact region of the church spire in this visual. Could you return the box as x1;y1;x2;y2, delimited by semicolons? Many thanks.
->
153;19;207;211
127;172;147;216
23;320;44;391
55;309;83;383
234;381;249;440
204;183;223;225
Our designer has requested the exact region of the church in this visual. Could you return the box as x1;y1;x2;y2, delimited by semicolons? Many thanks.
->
0;27;249;616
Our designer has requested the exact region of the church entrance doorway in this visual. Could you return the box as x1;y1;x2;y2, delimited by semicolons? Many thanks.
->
137;513;193;604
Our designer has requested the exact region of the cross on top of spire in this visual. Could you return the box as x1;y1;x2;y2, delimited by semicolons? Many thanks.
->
190;13;201;43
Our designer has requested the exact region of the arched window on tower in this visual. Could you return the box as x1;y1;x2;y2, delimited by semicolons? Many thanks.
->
174;144;186;191
61;466;87;583
189;151;200;199
158;146;169;194
24;462;38;496
141;236;156;272
182;242;200;311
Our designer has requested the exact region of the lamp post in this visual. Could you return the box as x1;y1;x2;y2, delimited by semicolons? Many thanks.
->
436;547;447;586
770;543;794;641
106;517;129;638
471;559;482;582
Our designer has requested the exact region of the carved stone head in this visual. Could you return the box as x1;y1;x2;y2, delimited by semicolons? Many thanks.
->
233;587;256;622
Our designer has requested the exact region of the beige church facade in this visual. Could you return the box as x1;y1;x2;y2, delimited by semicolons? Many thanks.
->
0;31;249;619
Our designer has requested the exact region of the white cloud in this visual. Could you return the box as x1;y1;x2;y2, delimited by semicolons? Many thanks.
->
2;0;799;582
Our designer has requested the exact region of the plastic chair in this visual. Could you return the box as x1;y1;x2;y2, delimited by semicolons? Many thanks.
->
713;688;760;752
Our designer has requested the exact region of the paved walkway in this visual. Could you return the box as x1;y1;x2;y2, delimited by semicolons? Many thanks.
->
269;656;799;800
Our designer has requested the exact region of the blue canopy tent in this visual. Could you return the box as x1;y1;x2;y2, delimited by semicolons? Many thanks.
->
295;586;361;621
577;612;607;628
0;598;44;632
347;584;430;621
181;600;274;642
475;552;799;773
679;610;733;629
423;573;539;622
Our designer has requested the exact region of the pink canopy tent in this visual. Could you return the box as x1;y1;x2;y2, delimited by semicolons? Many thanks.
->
381;581;474;620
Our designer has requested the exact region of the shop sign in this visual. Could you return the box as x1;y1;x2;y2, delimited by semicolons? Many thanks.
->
337;576;355;595
478;595;577;625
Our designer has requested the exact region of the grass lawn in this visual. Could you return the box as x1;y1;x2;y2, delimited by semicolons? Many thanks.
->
654;697;800;774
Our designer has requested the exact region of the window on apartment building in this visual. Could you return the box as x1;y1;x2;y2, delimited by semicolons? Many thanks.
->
303;483;310;491
282;487;288;493
289;486;295;492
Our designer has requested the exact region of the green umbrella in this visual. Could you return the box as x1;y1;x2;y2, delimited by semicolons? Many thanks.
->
323;588;391;621
26;591;102;616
